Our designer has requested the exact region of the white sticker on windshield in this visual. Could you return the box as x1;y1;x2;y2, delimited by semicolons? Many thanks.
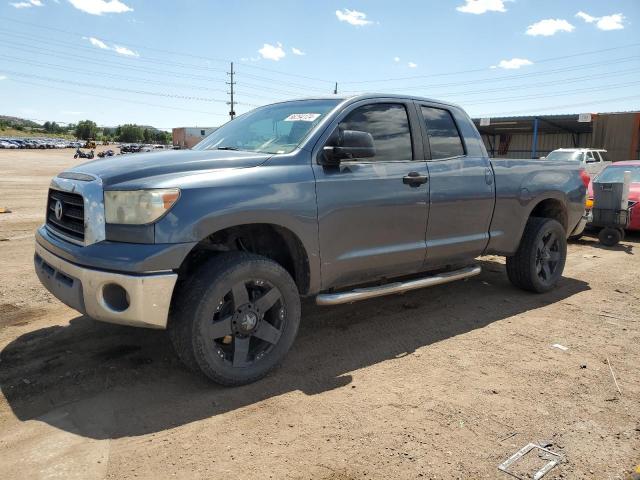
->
284;113;321;122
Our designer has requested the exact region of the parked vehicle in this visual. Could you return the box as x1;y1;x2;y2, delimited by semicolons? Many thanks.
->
586;161;640;240
34;95;588;386
97;149;116;158
73;148;94;159
545;148;610;176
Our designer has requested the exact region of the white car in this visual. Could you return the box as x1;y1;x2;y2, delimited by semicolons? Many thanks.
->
544;148;611;175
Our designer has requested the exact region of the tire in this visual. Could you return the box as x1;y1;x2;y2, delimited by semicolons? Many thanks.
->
506;217;567;293
598;227;622;247
168;252;301;386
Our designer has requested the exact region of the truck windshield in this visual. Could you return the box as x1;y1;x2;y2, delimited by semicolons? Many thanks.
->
194;99;342;154
596;166;640;183
545;151;584;162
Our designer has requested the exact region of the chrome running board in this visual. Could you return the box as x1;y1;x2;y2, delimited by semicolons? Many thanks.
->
316;265;481;306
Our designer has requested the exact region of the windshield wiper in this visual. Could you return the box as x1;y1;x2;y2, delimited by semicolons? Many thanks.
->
214;146;240;151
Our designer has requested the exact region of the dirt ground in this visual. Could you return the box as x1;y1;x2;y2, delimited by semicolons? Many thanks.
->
0;148;638;480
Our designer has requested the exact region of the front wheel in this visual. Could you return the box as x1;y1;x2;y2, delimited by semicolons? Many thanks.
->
169;252;301;386
506;217;567;293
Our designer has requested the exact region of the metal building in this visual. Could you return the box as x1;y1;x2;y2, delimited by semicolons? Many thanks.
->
473;112;640;162
172;127;217;149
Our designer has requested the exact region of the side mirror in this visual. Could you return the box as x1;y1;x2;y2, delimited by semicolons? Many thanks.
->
320;130;375;165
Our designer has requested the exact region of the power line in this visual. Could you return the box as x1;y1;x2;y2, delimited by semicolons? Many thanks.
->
0;40;228;82
461;80;640;106
478;95;640;117
342;56;640;93
0;16;335;85
0;39;324;100
0;28;230;74
0;28;333;95
340;42;640;84
0;54;228;93
0;53;295;103
2;70;261;105
423;67;640;99
7;78;234;117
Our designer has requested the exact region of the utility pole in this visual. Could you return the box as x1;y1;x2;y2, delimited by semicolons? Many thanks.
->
333;82;338;95
227;62;236;120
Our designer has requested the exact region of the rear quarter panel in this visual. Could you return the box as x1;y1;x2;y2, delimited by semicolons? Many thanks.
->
486;159;586;255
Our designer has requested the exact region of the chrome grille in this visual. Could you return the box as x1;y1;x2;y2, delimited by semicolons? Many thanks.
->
46;189;85;242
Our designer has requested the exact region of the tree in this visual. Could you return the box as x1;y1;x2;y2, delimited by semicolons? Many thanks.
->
75;120;98;140
154;130;171;145
117;124;144;143
143;128;152;143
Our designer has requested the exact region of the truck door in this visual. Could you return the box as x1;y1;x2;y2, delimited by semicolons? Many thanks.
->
313;100;429;289
416;104;495;268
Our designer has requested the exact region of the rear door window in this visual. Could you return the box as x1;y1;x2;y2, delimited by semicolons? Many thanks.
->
420;106;465;159
337;103;413;162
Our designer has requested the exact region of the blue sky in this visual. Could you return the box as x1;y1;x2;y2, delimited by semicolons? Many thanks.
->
0;0;638;129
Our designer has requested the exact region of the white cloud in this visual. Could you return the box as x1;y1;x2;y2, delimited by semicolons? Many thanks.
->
67;0;132;15
113;45;139;57
61;110;83;115
456;0;507;15
87;36;109;49
0;75;7;80
575;11;596;23
577;11;625;31
394;56;400;63
291;47;305;56
84;36;139;57
258;42;285;61
526;18;575;36
408;62;417;68
597;14;625;31
10;0;42;8
335;8;372;26
492;58;533;69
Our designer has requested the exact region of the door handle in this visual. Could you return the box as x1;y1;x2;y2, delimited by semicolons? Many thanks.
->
484;167;494;185
403;172;428;186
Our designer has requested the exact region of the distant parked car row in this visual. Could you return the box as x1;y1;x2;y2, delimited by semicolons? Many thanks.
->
119;143;169;154
0;137;86;149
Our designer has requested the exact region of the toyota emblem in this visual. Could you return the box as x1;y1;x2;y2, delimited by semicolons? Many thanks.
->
54;200;64;221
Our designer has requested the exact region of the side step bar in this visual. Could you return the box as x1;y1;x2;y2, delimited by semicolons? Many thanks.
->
316;265;481;306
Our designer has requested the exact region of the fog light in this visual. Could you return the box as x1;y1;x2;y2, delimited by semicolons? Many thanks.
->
102;283;130;312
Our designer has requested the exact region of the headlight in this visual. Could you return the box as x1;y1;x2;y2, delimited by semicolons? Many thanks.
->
104;189;180;225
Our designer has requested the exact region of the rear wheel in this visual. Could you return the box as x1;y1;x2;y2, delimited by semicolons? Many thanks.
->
169;252;301;386
506;217;567;293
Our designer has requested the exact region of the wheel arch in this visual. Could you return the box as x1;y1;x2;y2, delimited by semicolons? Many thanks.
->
177;223;312;296
528;196;569;232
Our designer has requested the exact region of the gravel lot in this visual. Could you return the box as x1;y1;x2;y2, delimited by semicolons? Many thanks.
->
0;149;639;479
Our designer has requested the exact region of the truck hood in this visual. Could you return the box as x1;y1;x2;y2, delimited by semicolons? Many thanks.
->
67;149;271;187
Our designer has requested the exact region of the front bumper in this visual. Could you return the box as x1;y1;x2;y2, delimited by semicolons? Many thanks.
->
34;241;177;329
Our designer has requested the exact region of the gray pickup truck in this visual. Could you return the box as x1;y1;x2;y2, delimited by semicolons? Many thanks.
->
35;95;588;385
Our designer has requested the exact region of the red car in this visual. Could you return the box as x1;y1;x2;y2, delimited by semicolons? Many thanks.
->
587;161;640;231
